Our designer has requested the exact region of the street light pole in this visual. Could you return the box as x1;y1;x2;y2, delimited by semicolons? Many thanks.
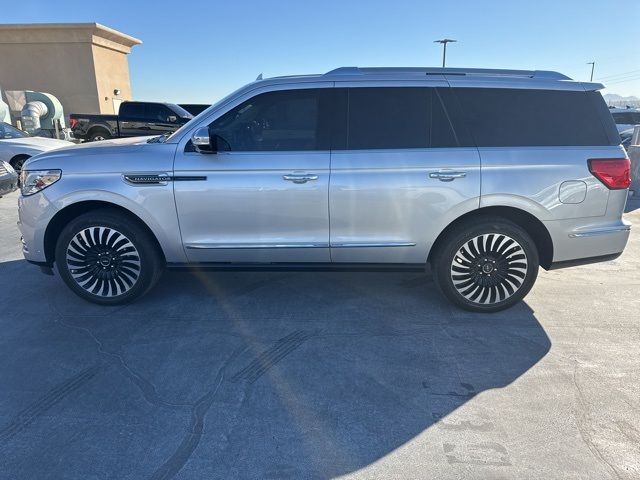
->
434;39;457;68
587;61;595;82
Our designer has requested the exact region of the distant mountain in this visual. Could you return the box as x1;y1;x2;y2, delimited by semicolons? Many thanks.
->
603;93;640;107
604;93;640;102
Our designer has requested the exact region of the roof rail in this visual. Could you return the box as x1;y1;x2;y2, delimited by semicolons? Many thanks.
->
323;67;571;81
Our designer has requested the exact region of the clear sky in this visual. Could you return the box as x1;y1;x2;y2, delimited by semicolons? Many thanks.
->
4;0;639;104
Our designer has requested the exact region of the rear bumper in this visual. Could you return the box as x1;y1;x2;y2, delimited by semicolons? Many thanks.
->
544;218;631;265
548;252;622;270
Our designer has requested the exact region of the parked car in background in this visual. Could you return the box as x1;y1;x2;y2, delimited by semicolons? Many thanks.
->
0;122;73;176
0;160;18;197
18;67;630;312
620;129;634;151
609;108;640;133
70;102;193;142
179;104;211;116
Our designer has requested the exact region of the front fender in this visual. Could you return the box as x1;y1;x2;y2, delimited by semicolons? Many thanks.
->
20;174;186;264
54;188;185;263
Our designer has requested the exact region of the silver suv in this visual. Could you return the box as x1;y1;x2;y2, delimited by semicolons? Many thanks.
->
18;67;631;312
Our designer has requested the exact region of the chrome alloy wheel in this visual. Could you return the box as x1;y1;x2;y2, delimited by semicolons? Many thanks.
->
66;226;141;297
450;233;528;305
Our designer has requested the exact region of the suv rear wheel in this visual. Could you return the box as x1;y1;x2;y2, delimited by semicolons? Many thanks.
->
55;210;163;305
432;217;539;312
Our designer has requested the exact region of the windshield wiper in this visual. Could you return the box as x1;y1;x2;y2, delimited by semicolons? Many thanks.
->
147;133;170;144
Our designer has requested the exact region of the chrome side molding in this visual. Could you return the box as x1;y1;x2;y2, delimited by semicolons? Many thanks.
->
185;242;417;250
331;242;417;248
568;225;631;238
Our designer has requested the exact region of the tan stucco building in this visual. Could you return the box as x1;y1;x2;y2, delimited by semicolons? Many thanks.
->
0;23;141;116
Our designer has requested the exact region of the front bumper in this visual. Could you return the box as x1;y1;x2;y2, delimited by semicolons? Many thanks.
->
18;190;59;264
0;175;18;196
0;162;18;196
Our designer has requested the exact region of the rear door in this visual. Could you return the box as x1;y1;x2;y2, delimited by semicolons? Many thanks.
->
329;83;481;264
118;103;148;137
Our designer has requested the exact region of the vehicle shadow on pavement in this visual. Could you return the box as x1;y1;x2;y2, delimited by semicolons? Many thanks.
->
0;259;550;479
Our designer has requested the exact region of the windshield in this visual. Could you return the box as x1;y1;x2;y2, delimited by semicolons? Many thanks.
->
0;122;29;139
168;104;194;119
164;83;254;143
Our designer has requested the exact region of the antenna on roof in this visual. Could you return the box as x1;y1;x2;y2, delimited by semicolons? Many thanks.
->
256;73;263;81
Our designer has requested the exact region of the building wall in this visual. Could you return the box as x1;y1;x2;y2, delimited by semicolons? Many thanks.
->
92;44;134;114
0;24;140;118
0;41;100;115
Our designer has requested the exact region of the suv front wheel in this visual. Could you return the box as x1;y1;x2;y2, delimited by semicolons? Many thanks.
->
55;210;163;305
432;217;539;312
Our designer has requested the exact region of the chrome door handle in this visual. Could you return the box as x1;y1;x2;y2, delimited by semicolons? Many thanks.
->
282;174;319;184
429;171;466;182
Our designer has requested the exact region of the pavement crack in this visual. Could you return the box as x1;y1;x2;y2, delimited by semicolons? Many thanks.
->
49;301;189;409
148;344;249;480
572;360;622;480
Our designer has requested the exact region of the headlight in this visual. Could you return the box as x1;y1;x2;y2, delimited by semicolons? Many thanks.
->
20;170;62;196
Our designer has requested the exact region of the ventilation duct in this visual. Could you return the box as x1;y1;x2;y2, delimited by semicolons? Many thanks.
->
20;101;49;132
0;91;10;124
4;90;69;139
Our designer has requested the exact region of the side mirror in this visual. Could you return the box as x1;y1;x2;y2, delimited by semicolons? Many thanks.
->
191;126;214;154
167;115;178;123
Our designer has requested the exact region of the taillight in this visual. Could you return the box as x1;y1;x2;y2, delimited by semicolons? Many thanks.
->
69;118;78;129
588;158;631;190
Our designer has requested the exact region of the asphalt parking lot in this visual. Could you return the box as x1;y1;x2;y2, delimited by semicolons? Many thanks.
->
0;190;639;480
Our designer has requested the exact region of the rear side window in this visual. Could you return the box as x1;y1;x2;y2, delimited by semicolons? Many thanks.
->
120;103;144;118
345;87;459;150
452;88;616;147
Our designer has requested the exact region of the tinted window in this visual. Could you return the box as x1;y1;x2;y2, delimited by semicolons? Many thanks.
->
612;112;632;124
453;88;614;147
167;104;193;118
346;87;458;149
120;103;145;118
0;123;28;139
630;112;640;124
210;89;325;151
146;104;173;122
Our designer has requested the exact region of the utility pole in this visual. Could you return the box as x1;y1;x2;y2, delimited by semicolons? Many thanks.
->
434;39;457;68
587;61;595;81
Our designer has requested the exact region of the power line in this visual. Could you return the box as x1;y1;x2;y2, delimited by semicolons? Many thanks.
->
603;75;640;86
597;69;640;81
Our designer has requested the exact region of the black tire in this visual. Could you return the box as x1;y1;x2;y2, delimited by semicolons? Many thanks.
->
55;209;164;305
431;216;539;313
88;130;111;142
10;155;30;177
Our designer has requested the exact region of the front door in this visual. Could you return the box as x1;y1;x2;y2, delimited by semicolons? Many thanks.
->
173;86;333;263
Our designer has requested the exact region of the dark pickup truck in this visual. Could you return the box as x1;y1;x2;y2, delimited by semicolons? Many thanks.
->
69;101;193;142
